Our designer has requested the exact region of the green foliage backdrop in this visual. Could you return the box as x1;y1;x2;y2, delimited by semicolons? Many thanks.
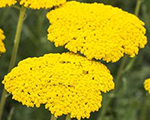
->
0;0;150;120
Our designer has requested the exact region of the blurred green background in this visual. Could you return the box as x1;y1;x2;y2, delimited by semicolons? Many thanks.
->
0;0;150;120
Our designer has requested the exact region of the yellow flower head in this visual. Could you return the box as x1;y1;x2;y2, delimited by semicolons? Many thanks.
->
0;0;66;9
144;78;150;93
3;52;114;120
0;0;17;7
47;1;147;62
0;29;6;56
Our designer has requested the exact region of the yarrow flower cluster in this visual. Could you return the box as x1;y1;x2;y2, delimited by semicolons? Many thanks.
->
144;78;150;93
47;1;147;62
3;53;114;120
0;29;6;56
0;0;16;7
0;0;66;9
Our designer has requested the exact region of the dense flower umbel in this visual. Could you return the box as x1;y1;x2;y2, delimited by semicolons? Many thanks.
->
0;0;17;7
47;1;147;62
0;0;66;9
0;29;6;56
144;78;150;93
3;53;114;120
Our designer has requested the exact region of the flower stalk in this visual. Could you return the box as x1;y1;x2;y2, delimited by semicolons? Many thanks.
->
50;115;57;120
135;0;142;16
0;6;26;120
140;94;150;120
115;56;128;91
66;114;71;120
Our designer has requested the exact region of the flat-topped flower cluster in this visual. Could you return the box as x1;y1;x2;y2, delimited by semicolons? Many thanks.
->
3;53;114;119
47;1;147;62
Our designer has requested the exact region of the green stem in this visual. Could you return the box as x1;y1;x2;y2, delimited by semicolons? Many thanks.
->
123;58;136;74
50;115;57;120
140;94;150;120
0;6;26;120
135;0;142;16
7;107;15;120
115;56;128;91
12;5;21;10
0;90;7;120
65;114;71;120
98;95;112;119
8;6;26;71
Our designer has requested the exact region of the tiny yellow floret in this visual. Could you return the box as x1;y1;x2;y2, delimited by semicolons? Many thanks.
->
47;1;147;62
144;78;150;93
0;29;6;56
3;52;114;120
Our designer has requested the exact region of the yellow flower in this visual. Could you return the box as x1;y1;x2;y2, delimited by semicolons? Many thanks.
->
47;1;147;62
0;0;17;7
3;52;114;120
144;78;150;93
0;29;6;56
0;0;66;9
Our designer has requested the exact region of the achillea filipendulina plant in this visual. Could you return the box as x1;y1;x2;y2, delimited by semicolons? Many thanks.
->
0;0;66;118
47;1;147;62
2;53;114;120
0;0;66;9
0;29;6;56
144;78;150;93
